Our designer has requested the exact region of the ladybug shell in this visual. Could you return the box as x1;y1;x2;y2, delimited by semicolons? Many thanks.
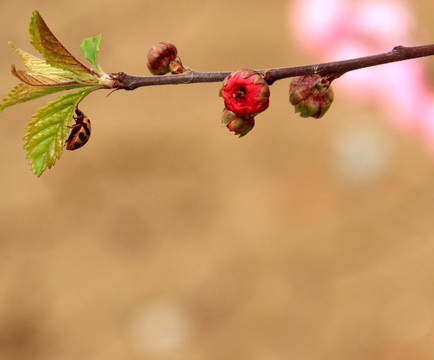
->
66;109;91;151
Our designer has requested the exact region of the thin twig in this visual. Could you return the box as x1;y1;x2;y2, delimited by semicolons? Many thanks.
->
111;44;434;90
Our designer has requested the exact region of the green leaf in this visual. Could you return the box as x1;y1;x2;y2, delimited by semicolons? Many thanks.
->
28;10;97;79
23;88;92;176
81;34;103;73
0;81;85;112
10;42;77;81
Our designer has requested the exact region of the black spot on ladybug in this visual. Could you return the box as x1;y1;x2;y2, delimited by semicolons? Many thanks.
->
83;122;90;135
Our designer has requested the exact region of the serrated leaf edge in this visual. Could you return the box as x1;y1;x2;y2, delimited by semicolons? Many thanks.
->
23;88;93;176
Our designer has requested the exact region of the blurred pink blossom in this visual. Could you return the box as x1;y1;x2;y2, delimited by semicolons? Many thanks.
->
288;0;434;154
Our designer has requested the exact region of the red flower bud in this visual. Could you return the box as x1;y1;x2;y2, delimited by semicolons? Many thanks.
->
147;41;178;75
221;108;255;137
289;74;334;118
220;69;270;116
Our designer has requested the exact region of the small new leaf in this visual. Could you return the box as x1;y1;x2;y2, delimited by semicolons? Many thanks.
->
9;42;78;82
81;34;103;73
1;17;104;112
0;81;84;112
0;43;95;112
29;10;97;79
23;88;91;176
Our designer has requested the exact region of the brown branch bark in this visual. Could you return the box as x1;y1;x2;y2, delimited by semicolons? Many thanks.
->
110;44;434;90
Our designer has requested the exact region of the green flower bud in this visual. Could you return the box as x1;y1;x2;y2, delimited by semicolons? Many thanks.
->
289;74;334;118
221;108;255;137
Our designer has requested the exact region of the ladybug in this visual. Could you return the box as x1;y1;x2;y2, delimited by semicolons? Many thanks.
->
65;108;91;151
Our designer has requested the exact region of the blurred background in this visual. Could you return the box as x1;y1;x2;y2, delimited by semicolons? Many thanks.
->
0;0;433;359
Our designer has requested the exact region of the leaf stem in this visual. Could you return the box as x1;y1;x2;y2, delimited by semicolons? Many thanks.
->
111;44;434;90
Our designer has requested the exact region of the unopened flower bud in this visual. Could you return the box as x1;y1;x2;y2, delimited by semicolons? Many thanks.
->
220;69;270;116
289;74;334;118
221;108;255;137
147;41;178;75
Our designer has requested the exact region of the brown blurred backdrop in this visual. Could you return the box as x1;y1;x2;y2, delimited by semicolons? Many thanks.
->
1;1;434;359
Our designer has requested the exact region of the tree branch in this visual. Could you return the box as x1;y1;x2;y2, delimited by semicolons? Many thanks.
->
111;44;434;90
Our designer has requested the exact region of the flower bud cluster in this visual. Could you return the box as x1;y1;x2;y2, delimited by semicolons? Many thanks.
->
147;42;335;137
219;69;270;137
